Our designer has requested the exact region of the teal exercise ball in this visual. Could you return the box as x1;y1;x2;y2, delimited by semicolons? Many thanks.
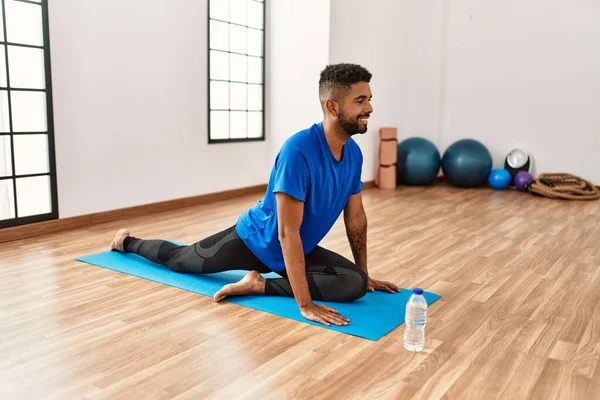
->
396;137;441;185
488;168;512;189
441;139;492;188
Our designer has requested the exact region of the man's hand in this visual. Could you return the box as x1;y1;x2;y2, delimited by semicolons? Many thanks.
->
368;277;400;293
300;303;349;326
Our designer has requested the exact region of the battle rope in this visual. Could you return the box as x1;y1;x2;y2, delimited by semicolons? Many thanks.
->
526;173;599;201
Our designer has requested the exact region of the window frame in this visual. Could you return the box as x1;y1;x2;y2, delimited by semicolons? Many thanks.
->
0;0;58;229
207;0;266;144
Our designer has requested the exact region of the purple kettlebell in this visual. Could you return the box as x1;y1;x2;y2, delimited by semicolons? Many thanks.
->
514;171;534;191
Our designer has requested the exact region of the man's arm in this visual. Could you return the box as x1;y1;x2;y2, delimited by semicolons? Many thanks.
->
276;192;312;308
276;192;349;325
343;193;368;275
344;192;400;293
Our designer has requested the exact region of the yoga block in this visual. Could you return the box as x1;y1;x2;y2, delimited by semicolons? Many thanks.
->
379;127;397;140
377;165;396;189
379;140;397;166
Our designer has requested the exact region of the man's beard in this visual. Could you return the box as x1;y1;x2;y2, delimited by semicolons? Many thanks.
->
338;110;369;136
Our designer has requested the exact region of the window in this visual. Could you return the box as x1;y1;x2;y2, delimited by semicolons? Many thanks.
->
208;0;265;143
0;0;57;229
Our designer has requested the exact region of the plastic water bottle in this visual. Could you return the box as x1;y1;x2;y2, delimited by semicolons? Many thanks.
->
404;288;427;352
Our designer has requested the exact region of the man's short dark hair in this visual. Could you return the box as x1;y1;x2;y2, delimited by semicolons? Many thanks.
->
319;63;372;104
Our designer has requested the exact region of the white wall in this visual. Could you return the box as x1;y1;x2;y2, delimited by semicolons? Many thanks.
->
329;0;444;182
329;0;600;184
266;0;331;163
48;0;599;221
329;0;405;182
442;0;600;183
49;0;270;218
48;0;332;219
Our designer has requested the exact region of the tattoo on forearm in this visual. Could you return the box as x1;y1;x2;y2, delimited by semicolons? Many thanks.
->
347;223;367;271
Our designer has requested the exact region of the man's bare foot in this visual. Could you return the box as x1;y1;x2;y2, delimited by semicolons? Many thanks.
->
214;271;266;302
111;228;130;252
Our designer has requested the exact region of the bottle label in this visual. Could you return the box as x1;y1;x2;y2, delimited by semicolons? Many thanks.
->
406;306;427;328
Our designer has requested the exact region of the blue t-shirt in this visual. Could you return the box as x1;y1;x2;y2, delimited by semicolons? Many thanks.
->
236;122;363;272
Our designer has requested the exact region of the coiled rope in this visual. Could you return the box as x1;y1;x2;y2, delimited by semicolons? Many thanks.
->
527;173;599;200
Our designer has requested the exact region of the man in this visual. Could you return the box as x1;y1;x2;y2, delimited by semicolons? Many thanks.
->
111;63;399;327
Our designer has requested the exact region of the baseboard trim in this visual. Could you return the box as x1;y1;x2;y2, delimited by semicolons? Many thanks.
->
362;180;376;190
1;180;376;244
0;184;267;244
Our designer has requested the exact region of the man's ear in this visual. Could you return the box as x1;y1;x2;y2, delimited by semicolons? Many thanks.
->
326;99;338;117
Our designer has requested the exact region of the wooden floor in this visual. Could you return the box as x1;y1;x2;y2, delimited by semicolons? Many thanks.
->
2;184;600;399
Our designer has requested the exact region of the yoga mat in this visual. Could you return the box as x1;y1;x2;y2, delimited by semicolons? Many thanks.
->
76;250;441;341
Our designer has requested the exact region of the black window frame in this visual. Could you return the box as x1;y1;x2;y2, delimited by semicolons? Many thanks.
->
0;0;58;229
207;0;266;144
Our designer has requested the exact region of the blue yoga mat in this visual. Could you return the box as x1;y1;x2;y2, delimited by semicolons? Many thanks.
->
76;250;441;341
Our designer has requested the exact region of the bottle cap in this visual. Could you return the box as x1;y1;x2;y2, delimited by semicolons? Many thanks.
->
413;288;423;295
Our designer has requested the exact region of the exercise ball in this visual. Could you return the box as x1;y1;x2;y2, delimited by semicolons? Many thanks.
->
441;139;493;188
396;137;440;185
488;168;512;190
514;171;534;191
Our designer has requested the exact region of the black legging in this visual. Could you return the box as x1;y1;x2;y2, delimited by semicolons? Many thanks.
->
122;225;368;302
